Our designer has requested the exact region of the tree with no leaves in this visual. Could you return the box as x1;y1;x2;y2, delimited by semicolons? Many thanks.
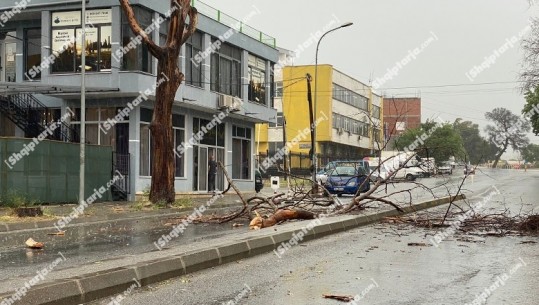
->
119;0;198;204
520;17;539;93
485;107;530;168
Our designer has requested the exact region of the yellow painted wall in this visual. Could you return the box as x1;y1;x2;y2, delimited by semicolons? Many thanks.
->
255;123;269;154
282;65;333;155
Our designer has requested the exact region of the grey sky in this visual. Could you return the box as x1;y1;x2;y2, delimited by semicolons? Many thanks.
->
201;0;539;157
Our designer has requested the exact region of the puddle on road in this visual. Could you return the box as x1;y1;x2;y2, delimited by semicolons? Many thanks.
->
0;217;248;268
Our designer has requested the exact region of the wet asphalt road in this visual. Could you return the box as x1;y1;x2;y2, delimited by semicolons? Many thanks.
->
89;169;539;305
104;222;538;305
0;218;246;282
0;168;493;280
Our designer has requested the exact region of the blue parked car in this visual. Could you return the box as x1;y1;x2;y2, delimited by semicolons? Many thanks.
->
324;165;370;197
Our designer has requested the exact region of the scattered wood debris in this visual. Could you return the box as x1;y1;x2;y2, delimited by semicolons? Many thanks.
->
384;211;539;237
322;294;355;302
407;242;430;247
25;238;44;249
47;231;65;236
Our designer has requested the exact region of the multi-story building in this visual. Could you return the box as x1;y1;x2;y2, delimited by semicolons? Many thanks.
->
256;64;383;169
383;97;421;141
0;0;277;200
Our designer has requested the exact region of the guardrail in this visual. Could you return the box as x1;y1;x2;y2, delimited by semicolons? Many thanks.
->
191;0;276;48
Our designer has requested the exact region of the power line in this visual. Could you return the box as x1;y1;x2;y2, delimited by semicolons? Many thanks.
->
380;81;525;90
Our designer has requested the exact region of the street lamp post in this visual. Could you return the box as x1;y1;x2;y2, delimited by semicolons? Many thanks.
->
312;22;353;185
80;0;87;204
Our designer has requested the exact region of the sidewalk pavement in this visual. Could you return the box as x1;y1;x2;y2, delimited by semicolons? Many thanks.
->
0;190;275;233
0;194;464;305
0;190;279;250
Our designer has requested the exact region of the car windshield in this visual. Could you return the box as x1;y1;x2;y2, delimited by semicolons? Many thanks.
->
331;166;357;176
326;162;369;174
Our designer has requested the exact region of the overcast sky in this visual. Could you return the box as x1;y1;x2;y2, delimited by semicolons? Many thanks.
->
202;0;539;158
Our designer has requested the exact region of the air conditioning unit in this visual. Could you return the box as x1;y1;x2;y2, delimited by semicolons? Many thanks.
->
337;128;344;135
218;94;241;112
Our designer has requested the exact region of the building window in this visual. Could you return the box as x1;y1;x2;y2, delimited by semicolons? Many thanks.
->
70;107;129;154
248;54;266;104
372;105;381;119
192;117;225;147
232;125;251;180
159;17;169;46
210;40;241;97
332;83;368;111
139;123;152;176
373;128;381;142
121;6;153;73
274;81;283;98
333;112;370;137
185;31;203;87
24;28;41;80
51;9;112;74
270;67;275;108
140;108;185;177
269;112;283;128
174;127;185;177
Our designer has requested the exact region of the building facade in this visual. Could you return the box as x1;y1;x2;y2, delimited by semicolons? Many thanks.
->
382;97;421;140
256;64;383;169
0;0;277;200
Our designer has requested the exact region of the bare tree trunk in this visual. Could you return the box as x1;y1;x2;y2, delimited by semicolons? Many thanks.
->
149;60;181;203
119;0;198;204
492;140;509;168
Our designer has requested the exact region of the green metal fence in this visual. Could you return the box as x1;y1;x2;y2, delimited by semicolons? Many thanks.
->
0;138;113;204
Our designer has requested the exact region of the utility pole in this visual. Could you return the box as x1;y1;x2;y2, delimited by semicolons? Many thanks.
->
282;115;291;191
306;74;316;185
79;0;86;204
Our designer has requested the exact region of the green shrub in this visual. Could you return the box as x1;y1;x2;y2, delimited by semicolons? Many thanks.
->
0;190;38;208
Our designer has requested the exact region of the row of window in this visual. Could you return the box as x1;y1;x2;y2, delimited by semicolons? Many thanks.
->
139;109;251;180
20;7;272;106
332;113;370;137
268;111;381;142
332;84;369;111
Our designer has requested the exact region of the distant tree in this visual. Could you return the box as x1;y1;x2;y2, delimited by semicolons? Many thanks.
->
453;119;498;164
520;18;539;93
522;85;539;135
395;121;465;164
521;143;539;163
485;108;530;168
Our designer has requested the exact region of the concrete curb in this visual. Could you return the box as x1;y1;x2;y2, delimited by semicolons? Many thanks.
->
0;194;464;305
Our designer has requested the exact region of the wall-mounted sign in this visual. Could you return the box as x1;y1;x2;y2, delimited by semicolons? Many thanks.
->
86;9;112;24
52;11;81;27
299;143;312;149
52;29;75;53
52;9;111;27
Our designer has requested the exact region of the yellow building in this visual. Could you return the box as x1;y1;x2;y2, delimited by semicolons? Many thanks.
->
256;64;383;169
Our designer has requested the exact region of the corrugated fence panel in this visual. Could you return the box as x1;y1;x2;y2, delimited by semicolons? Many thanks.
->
0;137;112;204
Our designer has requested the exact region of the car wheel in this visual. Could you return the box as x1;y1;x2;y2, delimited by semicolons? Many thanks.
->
406;174;415;181
337;193;343;197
